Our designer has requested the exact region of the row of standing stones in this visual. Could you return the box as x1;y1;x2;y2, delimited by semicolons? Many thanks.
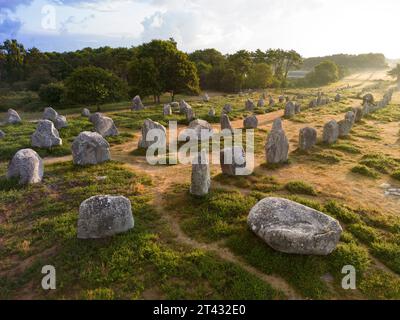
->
1;88;395;254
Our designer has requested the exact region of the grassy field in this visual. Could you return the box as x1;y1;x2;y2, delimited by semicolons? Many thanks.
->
0;72;399;300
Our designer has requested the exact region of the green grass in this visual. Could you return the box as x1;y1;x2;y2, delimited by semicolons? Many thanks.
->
0;162;282;300
350;165;379;178
328;143;361;154
359;153;398;174
359;269;400;300
391;170;400;181
310;151;341;164
284;181;317;196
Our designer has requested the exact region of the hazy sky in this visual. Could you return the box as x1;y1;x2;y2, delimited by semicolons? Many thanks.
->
0;0;399;58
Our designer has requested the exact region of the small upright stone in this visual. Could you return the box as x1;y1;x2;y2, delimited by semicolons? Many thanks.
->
208;107;216;117
7;109;21;124
203;93;210;102
257;98;265;107
179;100;190;114
265;118;289;164
138;119;167;149
278;96;285;103
352;107;363;123
344;111;355;125
220;113;233;132
190;150;210;196
132;95;145;111
309;99;318;108
7;149;43;184
220;146;246;176
245;99;255;111
294;103;301;114
338;119;352;137
185;106;195;122
54;115;68;129
284;101;295;118
93;115;118;137
82;108;91;117
269;96;275;106
72;131;110;165
31;120;62;148
335;93;341;102
223;104;232;114
163;104;172;116
243;115;258;129
0;130;5;139
77;195;134;239
322;120;339;144
299;127;317;151
43;107;58;121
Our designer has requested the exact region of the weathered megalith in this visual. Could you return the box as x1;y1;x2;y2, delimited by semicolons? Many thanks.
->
163;104;172;116
352;107;363;123
245;99;255;111
190;150;211;196
294;103;301;114
31;120;62;148
243;115;258;129
7;109;22;124
257;98;265;107
138;119;167;149
203;93;210;102
265;118;289;164
220;146;246;176
299;127;317;151
248;197;342;255
284;101;295;118
322;120;339;144
223;104;232;114
72;131;110;165
344;111;355;125
77;195;134;239
335;93;341;102
7;149;44;184
43;107;58;122
185;106;195;122
93;115;118;137
179;119;213;142
54;115;68;130
220;113;233;132
82;108;91;117
208;107;216;117
132;95;145;110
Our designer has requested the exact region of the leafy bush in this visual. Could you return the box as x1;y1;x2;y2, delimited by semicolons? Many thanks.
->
351;165;379;178
330;243;370;276
39;83;65;104
359;270;400;300
285;181;317;196
64;66;128;105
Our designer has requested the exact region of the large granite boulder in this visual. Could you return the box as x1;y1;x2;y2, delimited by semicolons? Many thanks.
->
138;119;167;149
299;127;317;151
265;118;289;164
248;197;342;255
284;101;295;118
220;146;246;176
132;95;145;110
190;150;211;196
181;119;213;142
7;109;22;124
43;107;58;122
7;149;43;184
54;115;68;129
31;120;62;148
243;115;258;129
322;120;339;144
72;131;110;165
77;195;134;239
93;115;118;137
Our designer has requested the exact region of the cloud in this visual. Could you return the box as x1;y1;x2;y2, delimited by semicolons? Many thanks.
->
60;14;96;34
0;16;22;38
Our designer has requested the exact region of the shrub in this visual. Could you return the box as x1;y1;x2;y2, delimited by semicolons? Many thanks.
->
64;66;128;105
323;200;361;224
330;243;370;276
391;170;400;181
359;270;400;300
39;83;65;104
285;181;317;196
351;165;379;178
347;223;381;244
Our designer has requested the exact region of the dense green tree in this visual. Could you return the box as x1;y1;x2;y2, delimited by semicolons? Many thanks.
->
39;82;66;104
306;60;339;86
64;66;128;106
244;63;273;89
0;39;26;82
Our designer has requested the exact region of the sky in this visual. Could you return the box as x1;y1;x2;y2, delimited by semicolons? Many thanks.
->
0;0;399;58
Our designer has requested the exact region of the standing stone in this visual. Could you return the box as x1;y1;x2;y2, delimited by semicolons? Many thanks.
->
269;96;275;106
261;93;267;100
89;112;103;124
185;106;195;122
245;99;255;111
43;107;58;121
208;107;216;117
294;103;301;114
265;118;289;164
82;108;91;117
243;115;258;129
220;113;233;132
338;119;353;137
190;150;210;196
220;146;246;176
344;111;355;125
299;127;317;151
223;104;232;114
322;120;339;144
179;100;190;114
352;107;363;123
93;115;118;137
278;96;285;103
285;96;290;102
54;115;68;129
132;95;145;110
362;93;374;105
170;101;179;110
284;101;295;118
362;103;371;116
7;109;21;124
31;120;62;148
257;98;265;107
247;197;342;255
138;119;167;149
309;99;318;108
77;195;134;239
203;93;210;102
72;131;110;165
179;119;213;142
0;130;5;139
7;149;43;184
335;93;341;102
163;104;172;116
